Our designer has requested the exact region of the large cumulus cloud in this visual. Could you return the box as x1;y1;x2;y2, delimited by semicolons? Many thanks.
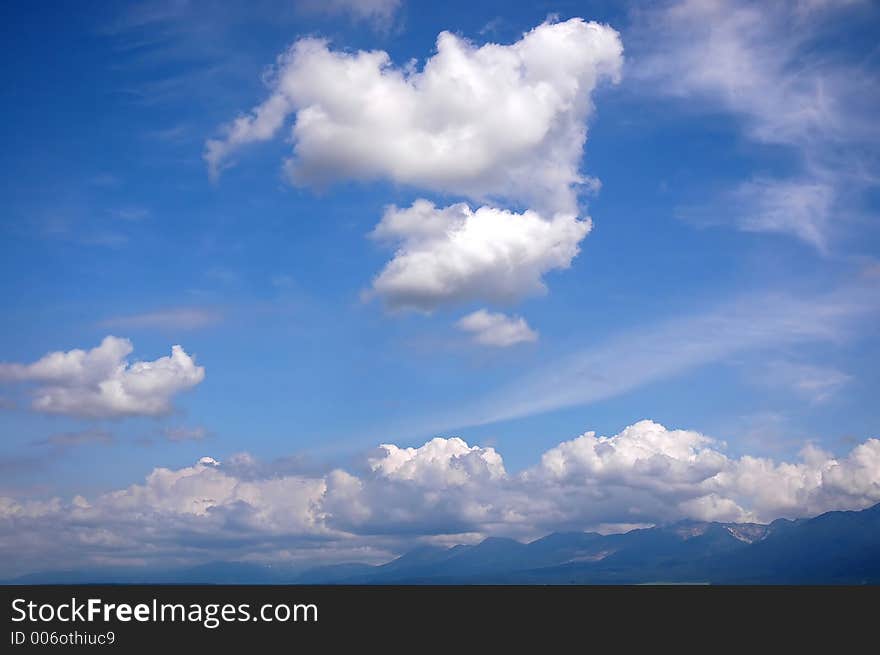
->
205;18;622;215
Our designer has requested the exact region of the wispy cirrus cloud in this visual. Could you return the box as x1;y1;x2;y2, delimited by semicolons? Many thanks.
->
633;0;879;251
296;0;403;30
748;360;852;404
99;307;222;331
453;277;878;428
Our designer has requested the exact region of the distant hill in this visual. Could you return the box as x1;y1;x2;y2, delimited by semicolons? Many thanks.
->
5;503;879;585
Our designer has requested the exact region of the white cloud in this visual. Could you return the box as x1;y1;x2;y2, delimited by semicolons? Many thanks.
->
0;336;205;418
205;18;623;215
369;437;505;485
633;0;867;149
206;18;621;323
680;176;838;252
457;309;538;347
2;419;878;576
535;420;727;487
633;0;878;250
367;200;590;311
99;456;326;527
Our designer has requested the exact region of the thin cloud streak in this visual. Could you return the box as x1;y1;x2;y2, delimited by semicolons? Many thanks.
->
441;279;879;430
99;307;222;331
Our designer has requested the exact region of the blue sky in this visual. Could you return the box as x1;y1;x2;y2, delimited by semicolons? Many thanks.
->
1;0;879;575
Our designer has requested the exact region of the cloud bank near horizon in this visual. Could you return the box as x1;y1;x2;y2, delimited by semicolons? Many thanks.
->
2;419;878;577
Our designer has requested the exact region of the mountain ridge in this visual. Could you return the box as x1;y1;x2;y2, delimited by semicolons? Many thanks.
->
5;503;879;585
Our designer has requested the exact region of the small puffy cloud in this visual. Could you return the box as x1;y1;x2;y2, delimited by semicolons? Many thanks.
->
367;200;590;311
205;18;623;214
0;336;205;418
2;420;879;576
457;309;538;347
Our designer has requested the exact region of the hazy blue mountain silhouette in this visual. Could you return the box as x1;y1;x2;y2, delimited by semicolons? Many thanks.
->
4;503;879;584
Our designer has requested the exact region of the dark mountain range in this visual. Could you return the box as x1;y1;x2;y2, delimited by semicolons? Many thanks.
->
5;503;879;585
